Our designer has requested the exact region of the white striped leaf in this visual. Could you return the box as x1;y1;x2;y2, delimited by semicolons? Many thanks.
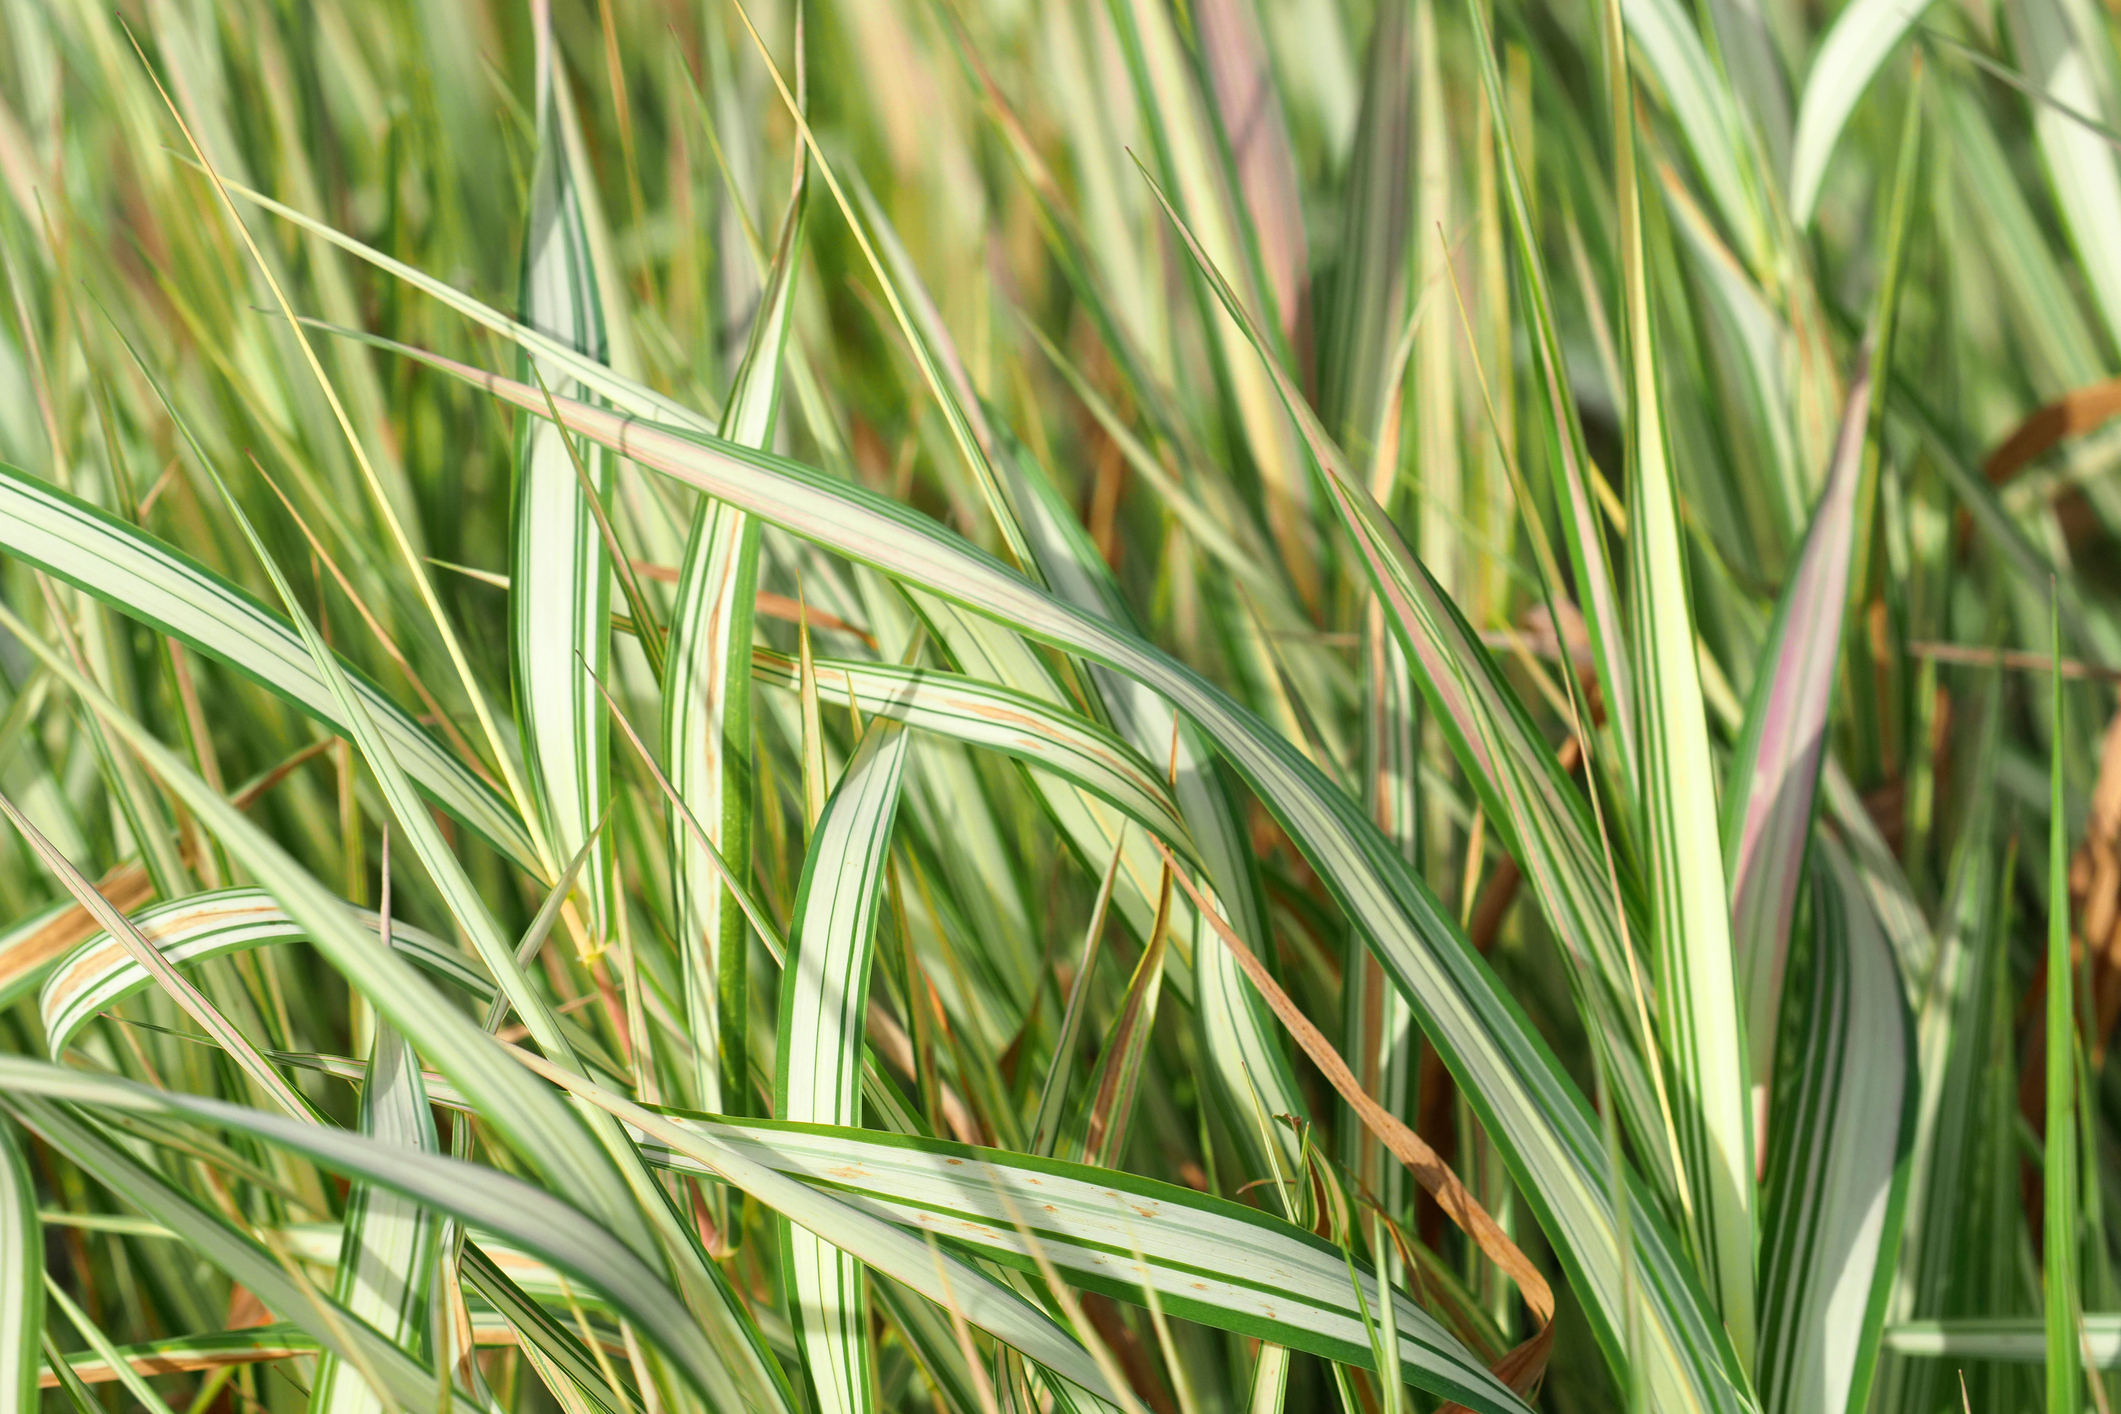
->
1462;0;1637;787
498;1046;1124;1403
40;887;487;1059
514;33;616;941
1611;0;1756;1358
211;173;720;436
0;1114;39;1414
1105;0;1319;607
0;462;537;872
8;1095;475;1413
2004;0;2121;355
1753;836;1913;1414
0;599;795;1414
459;1240;638;1414
0;1060;749;1409
40;1277;177;1414
776;715;912;1414
666;165;805;1115
752;648;1192;863
1130;148;1684;1229
309;1024;440;1414
635;1115;1536;1414
401;345;1752;1414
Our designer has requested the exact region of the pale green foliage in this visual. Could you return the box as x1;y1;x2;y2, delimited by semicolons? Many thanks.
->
0;1;2118;1412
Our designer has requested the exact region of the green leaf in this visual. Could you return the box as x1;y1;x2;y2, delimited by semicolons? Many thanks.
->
2045;590;2080;1414
0;1059;743;1410
752;648;1193;865
1723;353;1875;1112
1788;0;1933;223
7;1094;471;1413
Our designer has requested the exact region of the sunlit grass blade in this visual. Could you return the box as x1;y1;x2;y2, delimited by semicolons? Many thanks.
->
752;648;1192;864
1723;352;1874;1128
502;1043;1122;1402
776;714;912;1414
514;23;617;947
1462;0;1637;784
1608;0;1755;1356
1104;0;1320;610
7;1094;473;1412
1789;0;1932;222
638;1114;1535;1414
1;1059;738;1409
40;887;485;1059
0;602;786;1408
460;1241;639;1414
665;138;804;1117
0;462;539;872
0;790;318;1124
309;1024;440;1414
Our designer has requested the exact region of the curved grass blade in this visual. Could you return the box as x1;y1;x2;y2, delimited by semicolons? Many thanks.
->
1128;148;1683;1226
1462;0;1637;785
1753;835;1914;1414
1789;0;1932;223
0;1060;749;1409
0;791;318;1125
752;648;1191;860
0;871;156;1011
385;339;1754;1414
638;1114;1535;1414
309;1024;440;1414
514;26;617;944
7;1095;476;1413
1103;0;1318;608
776;714;913;1414
459;1241;639;1414
179;395;793;1414
41;887;487;1059
0;601;791;1414
0;462;538;872
502;1043;1122;1402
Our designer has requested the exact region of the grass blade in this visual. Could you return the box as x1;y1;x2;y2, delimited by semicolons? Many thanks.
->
776;715;913;1414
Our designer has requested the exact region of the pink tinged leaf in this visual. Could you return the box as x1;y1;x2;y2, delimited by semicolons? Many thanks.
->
1195;0;1311;360
1727;345;1875;1119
